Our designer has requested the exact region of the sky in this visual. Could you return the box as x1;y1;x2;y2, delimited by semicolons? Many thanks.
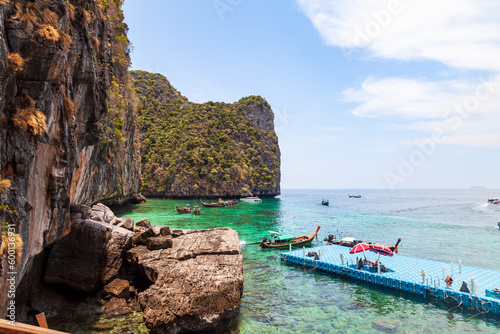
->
122;0;500;190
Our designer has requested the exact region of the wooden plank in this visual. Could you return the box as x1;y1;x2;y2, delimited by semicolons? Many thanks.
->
35;313;48;328
0;319;69;334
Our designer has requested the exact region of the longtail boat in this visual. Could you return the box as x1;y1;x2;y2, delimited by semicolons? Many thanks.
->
348;194;361;198
260;226;320;249
199;199;238;207
175;205;192;213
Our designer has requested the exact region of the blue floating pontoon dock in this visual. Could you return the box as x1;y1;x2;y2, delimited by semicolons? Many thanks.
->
281;244;500;314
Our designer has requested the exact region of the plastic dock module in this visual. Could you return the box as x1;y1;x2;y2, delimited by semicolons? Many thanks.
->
281;244;500;314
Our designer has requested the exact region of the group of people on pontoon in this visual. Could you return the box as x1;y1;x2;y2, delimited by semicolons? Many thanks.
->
357;258;387;273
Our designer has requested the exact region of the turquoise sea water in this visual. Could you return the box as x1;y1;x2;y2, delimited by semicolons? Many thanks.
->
117;189;500;333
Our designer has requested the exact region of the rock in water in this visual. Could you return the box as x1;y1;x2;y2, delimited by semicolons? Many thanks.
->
104;278;131;298
372;317;399;332
128;227;243;333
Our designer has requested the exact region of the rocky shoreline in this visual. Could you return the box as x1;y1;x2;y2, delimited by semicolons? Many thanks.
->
19;203;243;333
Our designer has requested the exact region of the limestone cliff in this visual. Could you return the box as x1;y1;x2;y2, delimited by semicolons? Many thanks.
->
0;0;140;316
131;70;281;199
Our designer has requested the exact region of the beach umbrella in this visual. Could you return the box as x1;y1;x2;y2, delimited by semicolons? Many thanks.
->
349;242;371;260
370;243;393;260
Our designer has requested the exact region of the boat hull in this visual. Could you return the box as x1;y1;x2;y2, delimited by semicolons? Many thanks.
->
240;197;262;203
260;227;320;249
199;199;238;207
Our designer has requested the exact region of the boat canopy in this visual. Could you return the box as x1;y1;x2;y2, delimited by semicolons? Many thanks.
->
275;234;295;241
341;237;355;243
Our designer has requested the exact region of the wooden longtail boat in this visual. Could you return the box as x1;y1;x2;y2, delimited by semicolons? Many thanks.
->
260;226;320;249
199;200;225;207
175;205;192;213
348;194;361;198
321;199;329;205
199;199;238;207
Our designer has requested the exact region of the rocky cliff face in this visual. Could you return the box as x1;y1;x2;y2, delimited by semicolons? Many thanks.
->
0;0;140;316
132;70;281;199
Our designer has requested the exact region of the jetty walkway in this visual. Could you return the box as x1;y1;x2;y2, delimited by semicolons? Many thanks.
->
281;244;500;314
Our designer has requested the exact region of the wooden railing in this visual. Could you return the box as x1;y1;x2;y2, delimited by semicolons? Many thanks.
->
0;317;68;334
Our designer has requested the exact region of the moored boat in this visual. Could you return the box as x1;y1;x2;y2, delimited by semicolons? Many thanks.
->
260;226;320;249
199;199;238;207
240;197;262;203
175;205;192;213
325;233;401;253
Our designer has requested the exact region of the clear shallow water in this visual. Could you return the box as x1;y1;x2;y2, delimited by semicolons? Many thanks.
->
117;189;500;333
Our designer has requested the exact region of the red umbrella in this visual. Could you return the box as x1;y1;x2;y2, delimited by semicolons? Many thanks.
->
349;243;371;260
370;243;394;259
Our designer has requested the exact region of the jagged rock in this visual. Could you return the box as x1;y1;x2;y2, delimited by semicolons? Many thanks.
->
136;219;152;229
132;227;156;246
130;228;243;333
44;219;133;291
0;0;140;319
147;236;173;250
118;218;134;231
151;225;171;236
91;203;115;224
131;193;147;204
110;217;123;225
70;204;92;220
104;278;131;298
44;219;107;291
102;225;134;284
171;229;185;238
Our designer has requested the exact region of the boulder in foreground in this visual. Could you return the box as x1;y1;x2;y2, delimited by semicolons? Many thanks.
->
128;227;243;333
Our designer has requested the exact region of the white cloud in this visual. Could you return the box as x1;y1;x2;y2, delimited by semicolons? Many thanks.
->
297;0;500;71
343;75;500;146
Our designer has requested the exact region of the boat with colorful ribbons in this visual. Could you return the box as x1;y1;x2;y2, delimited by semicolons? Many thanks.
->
259;226;320;249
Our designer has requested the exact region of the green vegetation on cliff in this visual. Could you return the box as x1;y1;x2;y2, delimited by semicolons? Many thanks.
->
131;70;280;198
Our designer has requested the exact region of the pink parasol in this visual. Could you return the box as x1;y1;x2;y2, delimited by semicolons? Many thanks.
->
370;243;394;260
349;242;371;260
